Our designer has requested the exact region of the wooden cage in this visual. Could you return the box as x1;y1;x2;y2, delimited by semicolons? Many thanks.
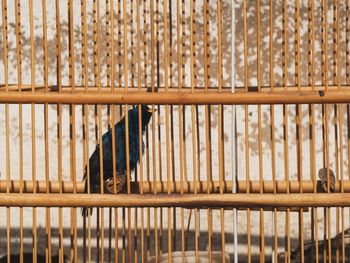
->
1;0;350;262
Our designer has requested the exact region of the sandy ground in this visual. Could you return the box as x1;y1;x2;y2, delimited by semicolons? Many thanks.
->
0;0;350;262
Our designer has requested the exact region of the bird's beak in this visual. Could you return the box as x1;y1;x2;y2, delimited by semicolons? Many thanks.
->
147;108;157;114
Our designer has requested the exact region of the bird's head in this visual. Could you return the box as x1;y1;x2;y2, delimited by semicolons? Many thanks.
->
134;105;156;129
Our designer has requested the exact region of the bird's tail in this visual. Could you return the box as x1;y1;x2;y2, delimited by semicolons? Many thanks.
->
81;170;93;217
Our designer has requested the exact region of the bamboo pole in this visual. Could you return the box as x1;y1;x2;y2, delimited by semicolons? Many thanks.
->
0;193;349;208
42;0;52;261
55;0;64;260
14;0;24;262
0;90;350;105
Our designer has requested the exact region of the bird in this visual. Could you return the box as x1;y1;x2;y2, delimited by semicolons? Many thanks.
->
82;105;155;216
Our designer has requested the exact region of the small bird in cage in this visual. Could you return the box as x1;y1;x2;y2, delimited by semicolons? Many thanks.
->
82;105;155;216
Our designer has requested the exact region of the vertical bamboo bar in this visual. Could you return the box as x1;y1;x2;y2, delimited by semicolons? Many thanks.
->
334;104;340;263
294;0;305;262
149;0;157;260
14;0;24;262
256;0;264;261
85;103;93;263
55;1;64;262
29;0;37;261
176;0;185;261
104;1;114;262
129;0;140;260
344;0;350;262
189;0;199;260
130;1;137;262
181;0;188;188
269;0;278;261
333;0;337;87
92;0;101;261
136;0;145;260
282;0;290;261
162;0;173;261
243;0;251;261
117;1;125;261
145;136;150;262
97;104;105;263
335;0;345;261
322;0;332;261
334;0;341;261
81;0;93;262
308;0;318;261
1;1;10;262
216;0;226;261
181;0;187;258
326;113;331;263
96;0;106;262
105;1;112;259
5;98;10;259
203;0;213;261
142;0;149;261
118;0;122;90
168;0;177;252
41;0;52;262
106;0;111;90
153;0;161;259
81;0;88;95
231;0;238;261
130;0;134;90
320;0;327;261
80;0;88;261
192;4;201;234
121;0;132;261
345;1;350;261
109;0;119;261
68;1;78;262
155;0;164;256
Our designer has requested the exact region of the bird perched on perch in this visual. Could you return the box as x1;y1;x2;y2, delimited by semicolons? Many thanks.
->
82;105;155;216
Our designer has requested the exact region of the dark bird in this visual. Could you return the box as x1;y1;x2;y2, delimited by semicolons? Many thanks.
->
82;105;155;216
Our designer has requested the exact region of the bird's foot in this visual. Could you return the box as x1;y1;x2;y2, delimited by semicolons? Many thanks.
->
104;175;126;194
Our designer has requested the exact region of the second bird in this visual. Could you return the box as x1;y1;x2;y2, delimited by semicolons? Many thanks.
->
82;105;155;216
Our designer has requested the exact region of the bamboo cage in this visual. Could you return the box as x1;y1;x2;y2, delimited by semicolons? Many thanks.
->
0;0;350;262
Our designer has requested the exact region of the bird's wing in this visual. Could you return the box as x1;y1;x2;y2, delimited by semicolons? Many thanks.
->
86;129;114;184
100;129;114;176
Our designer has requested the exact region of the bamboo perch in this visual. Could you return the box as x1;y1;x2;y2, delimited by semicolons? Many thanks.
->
0;193;347;208
0;180;345;194
0;90;349;105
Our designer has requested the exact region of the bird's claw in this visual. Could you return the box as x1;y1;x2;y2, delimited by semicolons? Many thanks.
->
104;174;127;194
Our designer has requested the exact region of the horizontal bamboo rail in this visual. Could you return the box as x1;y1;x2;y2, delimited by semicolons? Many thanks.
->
0;90;348;105
0;180;345;194
1;84;349;92
0;193;347;208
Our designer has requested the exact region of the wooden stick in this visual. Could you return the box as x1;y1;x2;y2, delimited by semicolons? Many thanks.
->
0;90;350;104
0;193;349;208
